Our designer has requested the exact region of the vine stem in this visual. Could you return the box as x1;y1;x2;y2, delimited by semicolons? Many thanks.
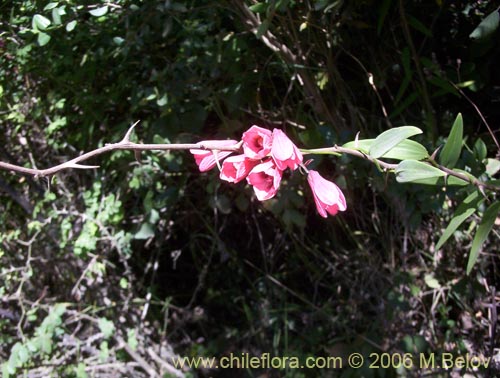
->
0;122;242;178
0;122;498;193
301;146;500;193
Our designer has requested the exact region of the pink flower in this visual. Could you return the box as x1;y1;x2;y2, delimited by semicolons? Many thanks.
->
190;140;238;172
307;170;347;218
220;154;259;183
271;128;303;170
246;160;283;201
242;125;273;160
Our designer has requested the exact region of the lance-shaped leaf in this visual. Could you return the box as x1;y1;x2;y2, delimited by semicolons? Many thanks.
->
343;139;428;161
467;201;500;274
369;126;423;158
436;191;483;250
440;113;463;168
395;160;445;184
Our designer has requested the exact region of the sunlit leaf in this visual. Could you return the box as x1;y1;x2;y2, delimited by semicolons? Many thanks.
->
66;20;77;32
52;8;62;25
424;274;440;289
395;160;445;183
134;223;155;239
89;6;108;17
98;318;115;339
440;113;463;168
486;159;500;177
37;32;51;46
470;8;500;40
343;139;428;160
43;2;59;11
370;126;422;158
32;14;51;30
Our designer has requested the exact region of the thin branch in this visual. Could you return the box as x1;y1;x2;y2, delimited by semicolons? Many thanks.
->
302;146;500;193
0;123;243;178
303;146;398;171
1;123;498;194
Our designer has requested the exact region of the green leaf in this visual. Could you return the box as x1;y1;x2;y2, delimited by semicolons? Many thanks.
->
75;363;88;378
127;329;138;351
66;20;77;32
369;126;423;158
343;139;372;151
134;223;155;239
37;32;51;46
89;6;109;17
473;138;487;161
395;160;445;183
249;2;267;13
384;140;429;160
98;318;115;339
467;201;500;274
156;94;168;107
446;169;476;186
435;191;483;250
32;14;51;31
52;8;62;25
470;8;500;40
377;0;392;35
408;15;432;37
44;3;59;11
343;139;428;160
113;36;125;45
440;113;463;168
486;158;500;177
256;19;270;39
424;274;440;289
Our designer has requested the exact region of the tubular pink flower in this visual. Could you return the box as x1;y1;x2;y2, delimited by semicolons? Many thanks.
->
271;128;303;170
246;160;283;201
220;154;259;183
242;125;273;160
190;140;238;172
307;170;347;218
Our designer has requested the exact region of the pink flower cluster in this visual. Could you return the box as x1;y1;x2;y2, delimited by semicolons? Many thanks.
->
190;125;346;218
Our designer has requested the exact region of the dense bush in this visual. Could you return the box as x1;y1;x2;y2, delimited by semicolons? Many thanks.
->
1;1;499;377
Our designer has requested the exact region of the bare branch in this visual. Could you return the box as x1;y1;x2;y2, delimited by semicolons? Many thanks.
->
0;124;243;178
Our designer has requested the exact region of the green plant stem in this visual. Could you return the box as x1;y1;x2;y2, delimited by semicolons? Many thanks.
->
302;147;500;193
302;146;398;171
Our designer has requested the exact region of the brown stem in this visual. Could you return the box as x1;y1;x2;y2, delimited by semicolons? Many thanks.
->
0;123;242;178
